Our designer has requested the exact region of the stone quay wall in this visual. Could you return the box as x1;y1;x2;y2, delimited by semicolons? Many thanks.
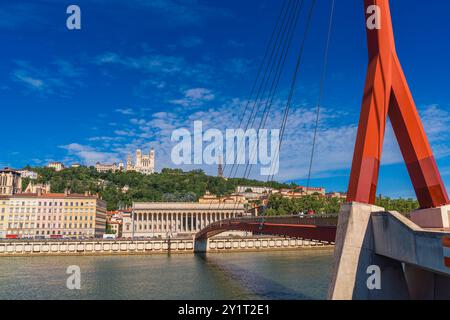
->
0;237;332;257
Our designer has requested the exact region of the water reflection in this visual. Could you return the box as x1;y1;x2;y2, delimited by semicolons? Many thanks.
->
0;249;333;300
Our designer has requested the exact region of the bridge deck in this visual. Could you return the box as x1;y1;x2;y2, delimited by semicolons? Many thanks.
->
195;215;338;243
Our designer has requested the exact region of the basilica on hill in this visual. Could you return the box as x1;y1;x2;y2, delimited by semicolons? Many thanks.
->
126;148;155;175
95;148;155;175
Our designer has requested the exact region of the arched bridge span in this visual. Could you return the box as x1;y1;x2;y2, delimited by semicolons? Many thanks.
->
195;215;338;243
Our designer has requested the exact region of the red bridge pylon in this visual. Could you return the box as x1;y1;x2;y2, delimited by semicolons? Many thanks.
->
347;0;450;209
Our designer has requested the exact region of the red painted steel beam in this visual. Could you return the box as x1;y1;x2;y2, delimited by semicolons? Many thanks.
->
347;0;449;208
196;221;337;243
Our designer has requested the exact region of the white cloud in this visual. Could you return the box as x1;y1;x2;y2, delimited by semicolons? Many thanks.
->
114;130;136;137
88;136;124;142
115;108;135;115
225;58;251;75
54;60;84;78
12;70;44;90
62;97;450;183
60;144;121;165
95;52;184;75
170;88;215;107
11;60;83;96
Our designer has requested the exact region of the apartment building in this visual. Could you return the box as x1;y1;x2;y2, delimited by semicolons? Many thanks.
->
0;191;107;239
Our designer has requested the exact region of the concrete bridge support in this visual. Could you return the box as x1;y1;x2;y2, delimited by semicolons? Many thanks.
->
194;238;209;253
328;203;410;299
404;264;450;300
329;202;450;300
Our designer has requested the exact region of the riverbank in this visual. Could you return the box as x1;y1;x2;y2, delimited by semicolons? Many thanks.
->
0;236;333;257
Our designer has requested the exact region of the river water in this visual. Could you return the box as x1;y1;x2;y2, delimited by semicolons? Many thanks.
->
0;249;333;300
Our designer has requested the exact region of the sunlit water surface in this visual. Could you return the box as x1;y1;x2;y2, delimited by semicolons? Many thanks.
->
0;249;333;300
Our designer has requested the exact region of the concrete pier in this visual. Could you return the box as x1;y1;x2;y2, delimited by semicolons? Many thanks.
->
328;202;450;300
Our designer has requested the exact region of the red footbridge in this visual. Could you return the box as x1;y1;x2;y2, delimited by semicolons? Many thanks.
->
193;0;450;299
195;215;338;244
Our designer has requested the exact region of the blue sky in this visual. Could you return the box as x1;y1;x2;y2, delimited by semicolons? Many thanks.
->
1;0;450;199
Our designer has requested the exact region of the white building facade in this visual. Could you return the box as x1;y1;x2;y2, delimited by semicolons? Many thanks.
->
18;170;38;180
124;202;246;238
47;162;64;172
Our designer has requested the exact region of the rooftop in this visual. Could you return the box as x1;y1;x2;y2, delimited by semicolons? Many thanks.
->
133;202;245;211
0;167;20;174
10;192;102;200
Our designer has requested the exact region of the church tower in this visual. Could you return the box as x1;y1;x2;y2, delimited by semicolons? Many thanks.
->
126;153;132;171
150;148;155;166
136;149;142;167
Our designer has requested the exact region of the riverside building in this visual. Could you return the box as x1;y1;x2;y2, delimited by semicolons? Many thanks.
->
0;190;107;239
124;202;246;238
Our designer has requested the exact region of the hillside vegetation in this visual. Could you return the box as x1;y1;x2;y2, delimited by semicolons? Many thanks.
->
21;167;294;211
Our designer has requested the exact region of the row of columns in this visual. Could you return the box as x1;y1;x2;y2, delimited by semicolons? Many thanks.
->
133;211;237;234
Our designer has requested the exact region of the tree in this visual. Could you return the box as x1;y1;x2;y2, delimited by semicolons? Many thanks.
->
264;194;343;215
27;166;293;211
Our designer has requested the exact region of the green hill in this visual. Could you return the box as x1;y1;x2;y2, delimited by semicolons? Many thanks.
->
21;166;294;211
